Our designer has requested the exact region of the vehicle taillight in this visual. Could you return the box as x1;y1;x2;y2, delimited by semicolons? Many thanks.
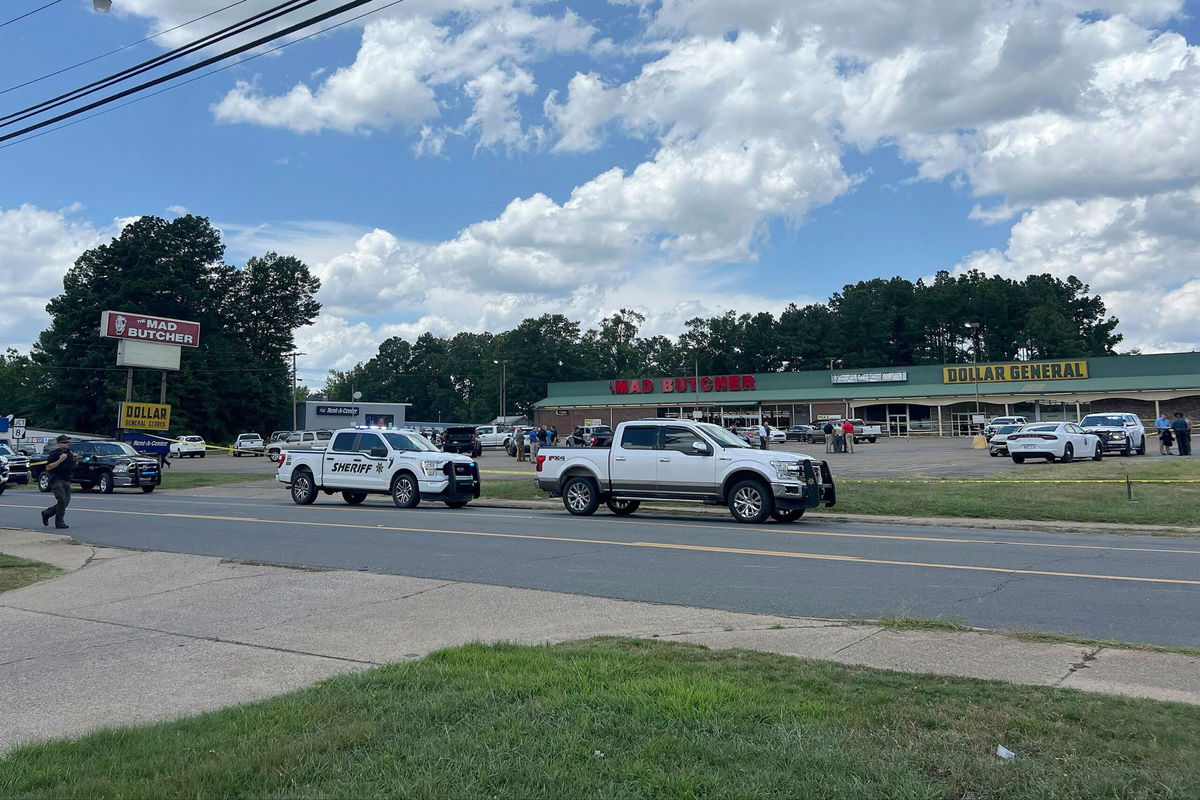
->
589;436;598;447
535;455;545;472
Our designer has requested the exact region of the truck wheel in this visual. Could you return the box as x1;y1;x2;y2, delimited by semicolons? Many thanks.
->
1136;438;1146;455
98;472;115;494
141;485;155;493
445;500;469;509
562;476;600;516
1121;443;1131;457
342;491;367;505
605;498;640;516
868;437;877;443
391;473;420;508
234;451;241;457
37;472;51;492
728;479;774;524
290;470;318;505
772;508;804;522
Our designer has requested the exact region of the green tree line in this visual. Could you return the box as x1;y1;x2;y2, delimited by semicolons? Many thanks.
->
0;215;321;442
325;271;1121;422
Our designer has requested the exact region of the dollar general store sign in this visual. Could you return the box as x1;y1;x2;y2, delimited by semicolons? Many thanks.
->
943;360;1088;384
119;402;172;431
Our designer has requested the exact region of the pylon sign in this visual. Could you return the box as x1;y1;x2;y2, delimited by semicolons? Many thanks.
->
101;311;200;347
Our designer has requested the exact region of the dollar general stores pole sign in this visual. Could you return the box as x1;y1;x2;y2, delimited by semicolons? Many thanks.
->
119;402;171;431
943;360;1089;384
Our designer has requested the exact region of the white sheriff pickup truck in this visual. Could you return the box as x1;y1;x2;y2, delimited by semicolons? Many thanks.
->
535;418;835;523
276;427;480;508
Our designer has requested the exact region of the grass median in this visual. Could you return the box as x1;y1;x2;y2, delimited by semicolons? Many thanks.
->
482;459;1200;527
2;638;1196;799
0;554;62;593
157;472;274;490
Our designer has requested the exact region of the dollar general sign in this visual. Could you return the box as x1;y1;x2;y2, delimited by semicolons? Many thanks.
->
942;360;1088;384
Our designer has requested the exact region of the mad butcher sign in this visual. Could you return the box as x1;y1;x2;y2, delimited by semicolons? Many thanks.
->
100;311;201;347
611;375;757;395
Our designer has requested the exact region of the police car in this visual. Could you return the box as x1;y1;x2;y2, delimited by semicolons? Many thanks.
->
276;426;480;508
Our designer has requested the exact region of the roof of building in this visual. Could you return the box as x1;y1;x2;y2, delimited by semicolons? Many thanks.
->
534;352;1200;408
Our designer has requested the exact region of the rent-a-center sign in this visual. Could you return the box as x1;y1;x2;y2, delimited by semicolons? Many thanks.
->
611;375;757;395
100;311;201;347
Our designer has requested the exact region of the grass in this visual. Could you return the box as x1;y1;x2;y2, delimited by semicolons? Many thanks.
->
157;472;273;490
2;638;1197;800
865;615;974;633
0;554;62;594
1009;631;1200;658
487;459;1200;527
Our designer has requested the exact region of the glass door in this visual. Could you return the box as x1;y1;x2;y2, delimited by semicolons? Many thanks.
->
887;413;909;436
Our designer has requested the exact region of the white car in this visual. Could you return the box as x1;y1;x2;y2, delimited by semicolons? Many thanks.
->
233;433;265;457
767;427;787;443
987;424;1024;457
1007;422;1103;463
985;416;1028;440
170;435;206;458
1078;412;1146;456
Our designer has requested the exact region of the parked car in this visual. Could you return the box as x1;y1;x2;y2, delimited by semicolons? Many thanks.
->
1077;412;1146;456
1007;422;1103;463
534;418;835;523
987;424;1024;457
504;426;537;456
0;443;31;485
233;433;265;457
277;427;479;509
785;425;815;442
266;430;333;456
442;426;483;457
32;440;161;493
169;435;206;458
984;416;1028;440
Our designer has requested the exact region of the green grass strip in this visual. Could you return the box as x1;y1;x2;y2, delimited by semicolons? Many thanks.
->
2;639;1197;799
157;472;274;490
0;554;62;594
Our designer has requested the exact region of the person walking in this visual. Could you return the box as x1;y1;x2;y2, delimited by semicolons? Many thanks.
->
40;435;74;529
842;419;855;454
1171;412;1192;456
823;420;835;453
757;422;769;450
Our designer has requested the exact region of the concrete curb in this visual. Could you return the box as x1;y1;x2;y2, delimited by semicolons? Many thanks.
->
2;528;1197;758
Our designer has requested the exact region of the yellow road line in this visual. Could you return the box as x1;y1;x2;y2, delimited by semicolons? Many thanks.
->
9;504;1199;587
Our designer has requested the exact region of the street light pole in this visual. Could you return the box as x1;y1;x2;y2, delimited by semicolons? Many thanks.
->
285;351;306;431
494;359;508;421
965;323;981;432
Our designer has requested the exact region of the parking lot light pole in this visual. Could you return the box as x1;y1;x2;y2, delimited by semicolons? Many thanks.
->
494;359;508;420
285;352;306;432
965;323;982;432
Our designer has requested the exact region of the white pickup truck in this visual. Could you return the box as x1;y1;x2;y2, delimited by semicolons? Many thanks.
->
535;418;835;523
276;427;480;508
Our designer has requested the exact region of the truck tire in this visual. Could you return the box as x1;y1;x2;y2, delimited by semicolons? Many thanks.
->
290;469;318;505
391;472;421;509
868;437;877;443
445;500;469;509
772;508;804;522
605;498;640;516
562;476;600;516
98;471;115;494
342;491;367;505
141;485;155;493
37;472;51;492
1136;437;1146;455
728;479;773;524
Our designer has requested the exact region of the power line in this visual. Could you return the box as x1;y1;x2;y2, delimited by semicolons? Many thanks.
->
0;0;404;150
0;0;63;31
0;0;384;145
1;0;320;128
0;0;255;96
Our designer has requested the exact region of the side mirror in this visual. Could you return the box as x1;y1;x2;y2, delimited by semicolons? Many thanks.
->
691;441;710;455
370;447;387;458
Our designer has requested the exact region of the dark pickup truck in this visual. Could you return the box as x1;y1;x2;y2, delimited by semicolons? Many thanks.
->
32;440;162;494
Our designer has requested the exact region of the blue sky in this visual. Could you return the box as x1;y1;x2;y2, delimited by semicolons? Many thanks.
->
2;0;1199;384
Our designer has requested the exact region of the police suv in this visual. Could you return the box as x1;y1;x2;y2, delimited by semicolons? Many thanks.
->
276;427;480;509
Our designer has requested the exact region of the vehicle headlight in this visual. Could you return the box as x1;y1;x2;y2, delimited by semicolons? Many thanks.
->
113;463;129;473
420;460;441;477
771;460;801;479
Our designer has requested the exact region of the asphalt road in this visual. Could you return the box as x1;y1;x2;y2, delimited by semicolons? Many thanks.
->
2;491;1197;646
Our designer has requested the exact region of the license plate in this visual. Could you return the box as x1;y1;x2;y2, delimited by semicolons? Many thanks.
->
1021;443;1037;449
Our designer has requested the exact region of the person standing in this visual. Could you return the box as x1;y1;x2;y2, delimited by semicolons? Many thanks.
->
1171;412;1192;456
842;419;856;454
757;422;769;450
515;428;527;462
1156;413;1171;441
40;435;74;529
1159;426;1174;456
823;421;835;453
529;426;540;460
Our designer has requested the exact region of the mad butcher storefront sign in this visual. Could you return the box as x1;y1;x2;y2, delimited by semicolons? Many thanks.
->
610;375;758;395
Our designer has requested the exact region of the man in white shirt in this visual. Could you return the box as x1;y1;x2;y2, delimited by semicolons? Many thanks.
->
757;422;769;450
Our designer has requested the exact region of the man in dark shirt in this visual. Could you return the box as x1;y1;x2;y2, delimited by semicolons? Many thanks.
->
1171;412;1192;456
40;435;74;529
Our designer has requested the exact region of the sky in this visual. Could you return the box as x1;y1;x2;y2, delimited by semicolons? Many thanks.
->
1;0;1198;386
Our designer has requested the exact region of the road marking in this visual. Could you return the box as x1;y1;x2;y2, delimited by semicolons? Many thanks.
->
8;504;1200;587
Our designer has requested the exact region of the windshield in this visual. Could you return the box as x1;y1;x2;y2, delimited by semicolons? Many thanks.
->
1025;424;1059;433
383;432;440;452
1080;415;1125;427
94;442;141;457
697;423;751;449
997;425;1021;434
0;445;13;456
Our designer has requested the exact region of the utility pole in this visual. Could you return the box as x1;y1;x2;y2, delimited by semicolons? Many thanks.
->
285;352;306;431
494;359;508;421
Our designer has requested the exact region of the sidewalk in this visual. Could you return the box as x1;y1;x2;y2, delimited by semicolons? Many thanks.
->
2;528;1197;755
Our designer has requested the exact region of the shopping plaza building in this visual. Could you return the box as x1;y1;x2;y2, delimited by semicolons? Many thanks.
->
532;352;1200;436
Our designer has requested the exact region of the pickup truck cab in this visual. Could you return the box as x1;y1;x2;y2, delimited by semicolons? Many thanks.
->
535;419;835;523
33;440;161;493
233;433;265;456
277;427;480;509
474;425;508;448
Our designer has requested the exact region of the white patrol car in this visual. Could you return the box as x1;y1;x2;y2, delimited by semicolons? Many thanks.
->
276;427;480;508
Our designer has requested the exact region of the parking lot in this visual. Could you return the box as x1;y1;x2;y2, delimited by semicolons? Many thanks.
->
160;435;1177;482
